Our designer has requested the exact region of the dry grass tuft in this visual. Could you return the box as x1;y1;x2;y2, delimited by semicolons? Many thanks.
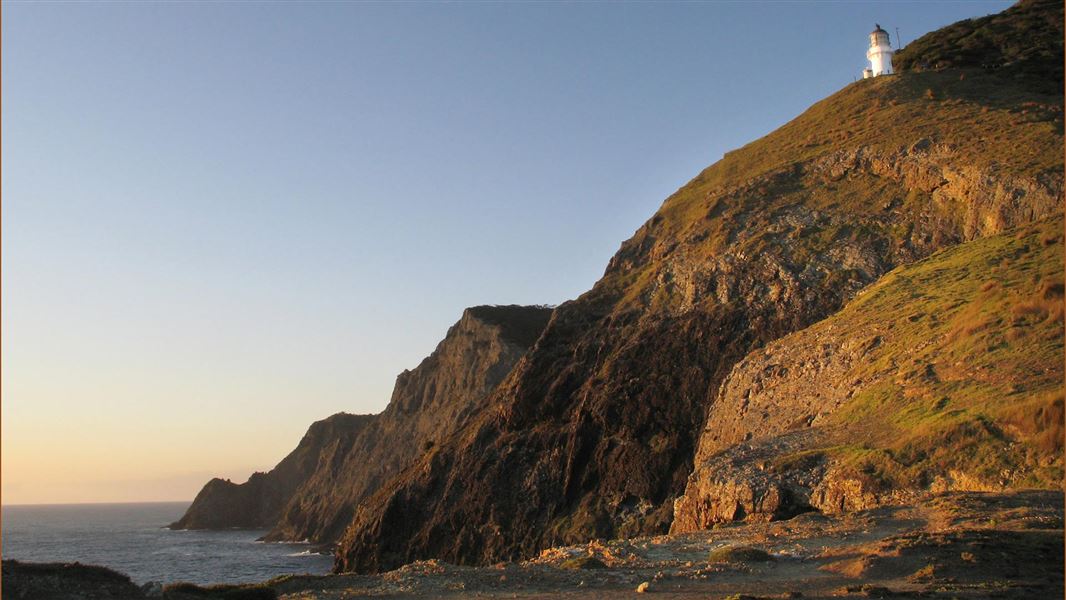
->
708;546;773;563
559;556;608;570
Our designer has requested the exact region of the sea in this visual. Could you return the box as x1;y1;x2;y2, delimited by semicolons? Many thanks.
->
1;502;334;585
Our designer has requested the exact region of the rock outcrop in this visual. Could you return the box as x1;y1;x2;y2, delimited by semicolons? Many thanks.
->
171;305;553;543
334;0;1063;573
1;560;147;600
672;215;1064;532
170;412;373;531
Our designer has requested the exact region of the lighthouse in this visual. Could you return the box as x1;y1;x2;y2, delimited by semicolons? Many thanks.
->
863;24;894;79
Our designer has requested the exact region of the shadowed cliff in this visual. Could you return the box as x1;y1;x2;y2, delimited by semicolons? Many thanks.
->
169;412;372;531
170;305;553;541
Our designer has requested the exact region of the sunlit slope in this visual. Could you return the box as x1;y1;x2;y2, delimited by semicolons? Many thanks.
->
602;62;1063;314
675;214;1063;531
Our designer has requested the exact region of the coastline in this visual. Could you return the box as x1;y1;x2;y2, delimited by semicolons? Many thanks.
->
5;490;1061;599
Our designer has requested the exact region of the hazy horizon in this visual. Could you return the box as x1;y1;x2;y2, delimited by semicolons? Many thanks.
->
2;1;1012;505
2;499;190;507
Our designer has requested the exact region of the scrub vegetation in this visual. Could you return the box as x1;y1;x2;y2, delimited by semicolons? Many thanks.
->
790;215;1064;491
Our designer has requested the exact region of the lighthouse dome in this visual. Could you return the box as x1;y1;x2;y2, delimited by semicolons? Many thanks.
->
870;24;891;47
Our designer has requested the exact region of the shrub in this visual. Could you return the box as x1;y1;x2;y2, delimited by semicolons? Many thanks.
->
708;546;773;563
559;555;608;570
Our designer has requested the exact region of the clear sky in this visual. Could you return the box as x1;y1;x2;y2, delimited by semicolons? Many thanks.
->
2;0;1012;505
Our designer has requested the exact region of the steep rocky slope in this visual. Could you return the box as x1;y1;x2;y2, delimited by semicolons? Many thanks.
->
170;412;372;530
334;0;1063;573
672;215;1064;531
171;305;552;541
263;305;553;544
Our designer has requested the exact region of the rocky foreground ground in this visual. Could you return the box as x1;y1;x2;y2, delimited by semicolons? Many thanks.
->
270;490;1062;599
3;490;1061;599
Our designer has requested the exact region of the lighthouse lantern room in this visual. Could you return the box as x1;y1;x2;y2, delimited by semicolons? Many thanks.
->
864;24;894;79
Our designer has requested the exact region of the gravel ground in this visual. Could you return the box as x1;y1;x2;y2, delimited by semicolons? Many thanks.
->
269;490;1063;600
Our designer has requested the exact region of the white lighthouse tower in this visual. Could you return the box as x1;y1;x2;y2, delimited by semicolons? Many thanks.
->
863;24;894;78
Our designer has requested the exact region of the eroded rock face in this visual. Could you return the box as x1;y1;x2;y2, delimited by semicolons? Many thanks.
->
170;413;373;530
669;430;828;532
170;305;552;542
672;216;1064;532
670;431;905;533
264;305;553;544
335;126;1063;573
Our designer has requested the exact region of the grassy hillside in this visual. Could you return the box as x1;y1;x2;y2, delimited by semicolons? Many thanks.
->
596;0;1064;326
820;214;1063;491
676;215;1063;531
894;0;1063;90
605;58;1063;312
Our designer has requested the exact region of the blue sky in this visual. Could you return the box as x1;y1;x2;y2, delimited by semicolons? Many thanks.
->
2;0;1012;503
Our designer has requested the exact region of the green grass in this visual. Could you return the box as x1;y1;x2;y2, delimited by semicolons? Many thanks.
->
661;68;1060;230
779;215;1064;491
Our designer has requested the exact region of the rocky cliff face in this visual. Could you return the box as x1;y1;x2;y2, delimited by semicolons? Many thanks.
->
334;1;1063;573
263;305;553;544
170;412;373;530
672;215;1064;532
171;305;552;541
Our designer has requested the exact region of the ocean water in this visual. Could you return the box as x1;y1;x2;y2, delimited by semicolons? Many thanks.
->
1;502;333;585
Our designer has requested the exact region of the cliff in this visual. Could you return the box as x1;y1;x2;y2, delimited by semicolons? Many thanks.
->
170;412;372;530
333;0;1063;573
170;305;553;540
263;304;553;543
672;214;1063;531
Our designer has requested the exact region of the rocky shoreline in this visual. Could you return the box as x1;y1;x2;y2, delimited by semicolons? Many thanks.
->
5;490;1062;599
